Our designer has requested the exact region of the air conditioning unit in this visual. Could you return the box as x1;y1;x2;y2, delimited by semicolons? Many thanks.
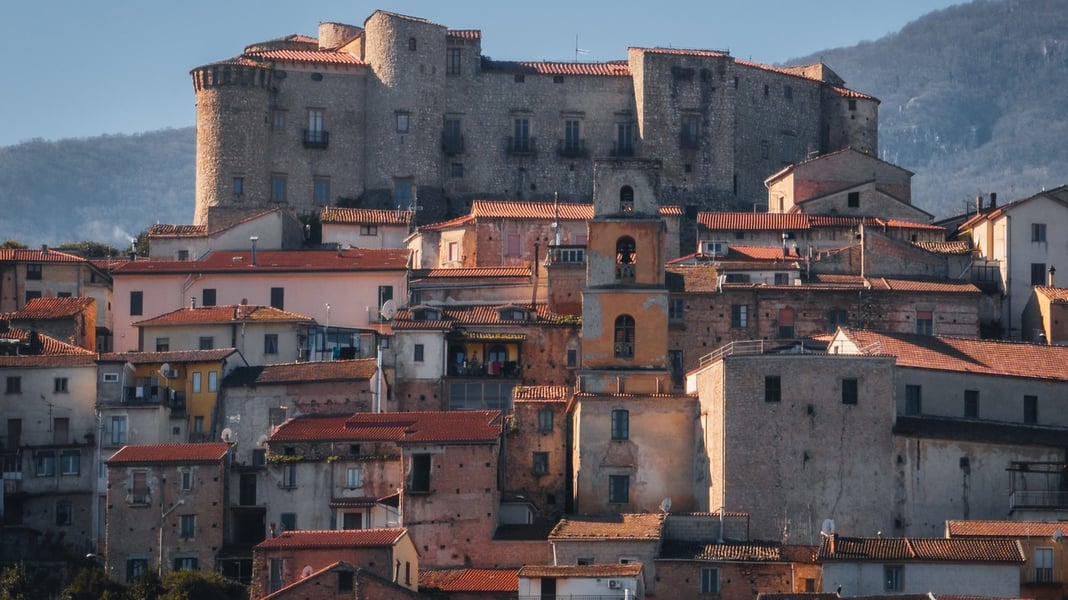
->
608;580;622;590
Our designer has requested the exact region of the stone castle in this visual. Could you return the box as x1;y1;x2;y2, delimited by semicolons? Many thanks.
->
191;10;878;227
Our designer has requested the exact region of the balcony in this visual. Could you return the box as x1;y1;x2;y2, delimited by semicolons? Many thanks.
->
302;129;329;149
615;264;635;282
1024;566;1060;585
441;132;465;155
505;136;537;156
614;342;634;358
610;141;635;157
1009;490;1068;510
557;138;589;159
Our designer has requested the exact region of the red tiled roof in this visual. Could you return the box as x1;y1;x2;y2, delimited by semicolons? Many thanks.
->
447;29;482;40
483;60;630;77
0;327;96;367
99;348;239;365
148;224;207;238
514;385;572;402
957;185;1068;232
661;541;785;561
519;564;643;578
134;305;311;327
225;359;377;386
245;48;365;65
698;212;943;232
255;528;406;550
420;568;519;593
1036;286;1068;304
946;520;1068;538
831;85;877;100
912;241;972;255
817;536;1023;563
270;410;503;444
411;267;532;280
839;329;1068;381
112;248;410;274
9;297;94;320
320;207;413;225
0;249;87;263
106;442;230;465
550;513;665;540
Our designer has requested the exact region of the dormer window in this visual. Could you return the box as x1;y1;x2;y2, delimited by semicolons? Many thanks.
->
498;307;529;321
619;186;634;213
412;306;442;321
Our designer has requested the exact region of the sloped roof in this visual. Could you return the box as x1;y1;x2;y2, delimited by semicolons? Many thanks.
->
8;296;94;320
838;329;1068;381
1036;286;1068;304
698;212;943;232
392;303;558;330
817;536;1023;563
518;564;643;578
419;201;683;230
225;359;377;386
0;327;95;367
946;520;1068;538
549;513;666;540
106;442;230;465
447;29;481;40
0;248;86;263
270;410;503;444
482;60;630;77
660;541;787;561
958;184;1068;231
320;207;414;225
133;305;312;327
112;248;410;274
513;385;573;402
255;528;407;550
147;224;207;238
98;348;239;365
912;240;972;255
420;568;519;593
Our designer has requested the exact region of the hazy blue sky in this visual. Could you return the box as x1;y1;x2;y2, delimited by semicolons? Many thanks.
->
0;1;963;146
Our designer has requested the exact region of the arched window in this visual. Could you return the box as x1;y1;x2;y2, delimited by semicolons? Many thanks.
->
619;186;634;213
615;237;636;281
614;314;635;358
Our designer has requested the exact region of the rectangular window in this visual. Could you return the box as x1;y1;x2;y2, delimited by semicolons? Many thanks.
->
669;298;684;321
199;336;214;350
360;225;378;236
884;565;904;591
111;416;127;445
450;162;464;178
60;450;80;476
1032;263;1047;286
1032;223;1047;242
342;513;362;531
446;47;462;75
533;452;549;475
538;408;554;432
414;344;424;362
264;334;279;355
760;140;769;159
847;191;860;207
448;241;460;262
783;84;793;100
5;376;20;394
513;118;531;152
827;309;849;332
680;113;700;149
395;178;413;204
155;337;170;352
566;348;578;368
131;470;148;503
563;119;581;153
174;557;198;571
842;378;858;405
765;376;782;403
506;233;521;256
233;176;244;196
915;310;933;335
314;177;330;205
782;137;795;162
731;304;748;328
271;174;287;202
281;513;298;532
270;287;284;310
608;475;629;503
700;567;719;593
193;416;204;433
24;290;42;303
964;390;979;418
615;121;634;156
410;453;431;493
180;469;194;491
346;467;363;488
396;112;410;133
1024;395;1038;424
611;409;629;441
282;464;296;488
26;264;42;280
50;377;67;394
208;371;218;392
1035;547;1054;583
126;558;148;583
307;108;324;136
103;372;119;383
269;559;284;593
130;291;143;316
36;452;55;477
179;514;195;538
202;288;216;306
272;110;286;130
192;372;202;393
905;385;922;415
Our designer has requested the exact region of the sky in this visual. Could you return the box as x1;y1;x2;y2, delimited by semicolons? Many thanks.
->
0;1;964;147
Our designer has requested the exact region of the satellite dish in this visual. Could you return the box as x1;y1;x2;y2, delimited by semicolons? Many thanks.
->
160;363;170;375
301;565;314;578
821;518;836;536
379;299;397;321
220;427;234;442
1055;529;1064;542
257;434;269;448
659;497;672;513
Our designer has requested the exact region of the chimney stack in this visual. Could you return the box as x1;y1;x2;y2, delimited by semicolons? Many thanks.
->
1050;265;1057;288
989;192;997;209
976;195;983;213
190;297;196;309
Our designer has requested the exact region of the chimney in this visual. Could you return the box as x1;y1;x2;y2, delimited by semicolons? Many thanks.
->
41;244;49;254
190;297;196;309
989;192;997;209
249;236;259;266
976;195;983;213
829;533;837;555
1050;265;1057;287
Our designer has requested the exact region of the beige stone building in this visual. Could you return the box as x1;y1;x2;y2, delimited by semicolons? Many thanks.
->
1023;285;1068;345
190;10;878;227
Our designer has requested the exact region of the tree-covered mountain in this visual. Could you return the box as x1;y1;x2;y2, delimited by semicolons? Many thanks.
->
2;0;1065;247
0;129;194;248
788;0;1068;217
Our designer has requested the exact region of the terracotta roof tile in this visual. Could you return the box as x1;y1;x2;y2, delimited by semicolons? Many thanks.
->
817;536;1023;563
483;60;630;77
112;248;409;274
148;224;207;238
550;513;665;540
270;411;503;445
839;329;1068;381
831;85;878;100
519;564;643;578
513;385;572;402
106;442;230;465
698;213;942;232
420;568;519;593
0;327;95;367
320;207;414;225
0;249;87;263
255;528;406;550
98;348;239;365
134;305;311;327
225;359;376;386
447;29;482;40
661;541;784;561
246;48;365;65
958;185;1068;232
10;297;94;320
912;240;972;254
465;200;682;221
946;520;1068;538
391;303;564;331
1036;286;1068;304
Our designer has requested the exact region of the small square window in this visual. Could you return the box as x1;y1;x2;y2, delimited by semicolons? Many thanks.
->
54;377;68;393
414;344;425;362
156;337;170;352
360;225;378;236
199;336;214;350
848;191;860;207
26;264;42;280
1032;223;1047;242
450;162;464;178
553;75;564;84
61;451;80;475
233;177;244;196
396;113;410;133
884;565;904;591
6;376;22;394
514;74;525;83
